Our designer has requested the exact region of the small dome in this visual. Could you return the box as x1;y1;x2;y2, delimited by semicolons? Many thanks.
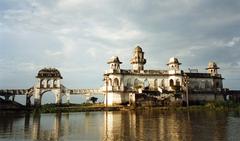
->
207;61;219;69
36;67;62;78
134;46;143;52
167;57;181;65
107;56;122;64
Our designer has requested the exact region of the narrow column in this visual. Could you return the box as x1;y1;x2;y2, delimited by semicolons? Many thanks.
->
26;95;31;107
34;98;41;107
34;89;41;107
11;95;15;102
55;90;62;105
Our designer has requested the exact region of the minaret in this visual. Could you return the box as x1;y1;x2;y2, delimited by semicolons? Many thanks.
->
130;46;146;72
167;57;181;74
107;56;122;73
206;61;219;76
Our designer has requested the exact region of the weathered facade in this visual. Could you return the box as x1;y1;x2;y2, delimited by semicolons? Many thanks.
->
103;46;223;106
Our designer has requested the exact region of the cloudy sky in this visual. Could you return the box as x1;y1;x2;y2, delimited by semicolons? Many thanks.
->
0;0;240;89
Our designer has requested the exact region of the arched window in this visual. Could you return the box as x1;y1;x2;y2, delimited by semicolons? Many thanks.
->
144;79;150;88
53;79;58;88
48;79;54;88
154;79;158;90
161;79;165;87
108;78;112;86
40;79;45;88
113;78;119;87
126;78;132;88
134;79;142;89
216;82;220;88
205;80;209;89
47;79;51;88
169;79;174;87
176;79;180;86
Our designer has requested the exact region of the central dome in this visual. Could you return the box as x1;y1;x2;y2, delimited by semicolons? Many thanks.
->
167;57;181;65
36;67;62;78
134;46;143;52
207;61;219;69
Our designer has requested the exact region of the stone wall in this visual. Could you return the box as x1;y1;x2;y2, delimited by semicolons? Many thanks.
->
104;92;129;106
189;93;224;103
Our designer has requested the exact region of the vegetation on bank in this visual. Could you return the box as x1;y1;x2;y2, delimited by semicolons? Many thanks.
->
33;103;124;113
32;101;240;113
165;101;240;111
203;101;240;110
2;100;240;113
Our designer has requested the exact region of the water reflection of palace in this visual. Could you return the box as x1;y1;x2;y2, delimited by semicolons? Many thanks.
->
32;112;64;141
102;110;228;141
0;110;238;141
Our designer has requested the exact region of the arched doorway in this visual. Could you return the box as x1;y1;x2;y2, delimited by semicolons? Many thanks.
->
41;90;56;105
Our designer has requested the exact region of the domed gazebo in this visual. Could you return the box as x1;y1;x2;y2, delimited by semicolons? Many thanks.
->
34;67;63;106
36;68;63;79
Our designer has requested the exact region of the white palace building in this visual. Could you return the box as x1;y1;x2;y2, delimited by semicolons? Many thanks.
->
102;46;224;106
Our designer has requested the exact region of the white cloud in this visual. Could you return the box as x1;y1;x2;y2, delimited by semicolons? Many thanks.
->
93;25;141;40
45;49;63;57
1;0;240;89
17;62;42;72
57;0;91;9
226;37;240;47
86;48;97;57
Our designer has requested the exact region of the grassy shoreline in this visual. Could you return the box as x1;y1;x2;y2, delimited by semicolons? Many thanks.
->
2;101;240;113
36;103;124;113
32;101;240;113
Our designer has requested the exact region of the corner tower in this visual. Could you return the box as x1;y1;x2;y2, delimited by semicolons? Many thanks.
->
167;57;181;74
206;61;219;76
130;46;146;72
107;56;122;73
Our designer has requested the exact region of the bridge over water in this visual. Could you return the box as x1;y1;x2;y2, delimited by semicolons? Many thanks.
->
0;68;103;106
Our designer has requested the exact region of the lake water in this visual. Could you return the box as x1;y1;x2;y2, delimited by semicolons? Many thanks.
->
0;109;240;141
